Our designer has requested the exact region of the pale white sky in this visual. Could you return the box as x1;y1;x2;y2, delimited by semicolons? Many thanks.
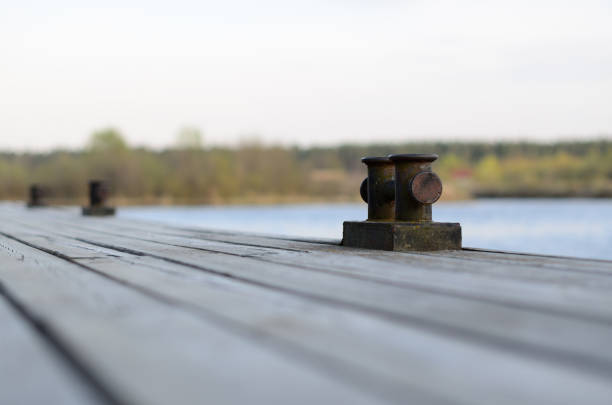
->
1;0;611;150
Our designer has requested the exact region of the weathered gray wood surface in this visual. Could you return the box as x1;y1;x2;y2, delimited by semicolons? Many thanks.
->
1;203;611;405
0;286;104;405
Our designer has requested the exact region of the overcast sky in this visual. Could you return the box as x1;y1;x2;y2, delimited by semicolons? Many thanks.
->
1;0;611;150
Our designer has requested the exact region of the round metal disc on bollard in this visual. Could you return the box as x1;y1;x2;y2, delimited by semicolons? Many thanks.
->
410;172;442;204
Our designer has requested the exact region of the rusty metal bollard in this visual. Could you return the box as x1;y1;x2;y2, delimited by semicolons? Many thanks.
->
360;157;395;221
27;184;46;208
343;153;461;251
82;180;116;216
388;153;442;222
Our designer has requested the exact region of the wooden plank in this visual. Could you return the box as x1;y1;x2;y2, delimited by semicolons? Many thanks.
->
150;234;612;318
11;212;612;322
19;203;611;275
437;248;612;274
12;208;612;308
0;291;106;405
3;218;612;404
178;227;612;273
79;205;612;273
0;233;391;405
29;205;612;284
4;216;612;377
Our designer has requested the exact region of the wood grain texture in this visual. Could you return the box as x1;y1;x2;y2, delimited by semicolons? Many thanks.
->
11;210;612;315
0;290;106;405
5;229;612;404
2;204;612;405
30;204;612;277
8;214;612;367
0;233;389;405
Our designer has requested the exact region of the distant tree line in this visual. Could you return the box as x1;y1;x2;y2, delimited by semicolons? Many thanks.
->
1;129;610;204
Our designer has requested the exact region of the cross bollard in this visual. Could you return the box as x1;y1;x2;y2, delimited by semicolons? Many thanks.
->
343;153;461;251
82;180;116;216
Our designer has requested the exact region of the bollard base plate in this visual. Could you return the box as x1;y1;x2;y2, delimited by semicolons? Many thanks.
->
342;221;461;251
82;206;116;216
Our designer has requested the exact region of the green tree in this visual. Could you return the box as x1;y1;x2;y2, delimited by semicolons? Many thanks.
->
475;154;503;184
175;127;204;150
87;128;128;153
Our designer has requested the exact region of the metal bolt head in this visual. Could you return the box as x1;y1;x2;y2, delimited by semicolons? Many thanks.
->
410;171;442;204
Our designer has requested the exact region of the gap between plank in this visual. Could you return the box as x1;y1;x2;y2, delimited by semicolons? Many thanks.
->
0;231;452;405
5;224;612;383
0;281;127;405
69;232;612;327
15;230;612;381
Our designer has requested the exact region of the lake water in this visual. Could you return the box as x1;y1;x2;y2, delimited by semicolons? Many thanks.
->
118;199;612;261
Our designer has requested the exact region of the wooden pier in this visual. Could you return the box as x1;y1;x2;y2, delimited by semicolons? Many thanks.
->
1;203;612;405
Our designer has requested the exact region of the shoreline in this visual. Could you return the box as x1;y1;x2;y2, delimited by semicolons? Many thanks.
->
6;194;612;207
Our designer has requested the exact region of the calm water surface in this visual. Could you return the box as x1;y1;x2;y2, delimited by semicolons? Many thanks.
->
119;199;612;260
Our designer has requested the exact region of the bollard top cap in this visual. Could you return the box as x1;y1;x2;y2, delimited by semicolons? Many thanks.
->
388;153;438;163
361;156;392;165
